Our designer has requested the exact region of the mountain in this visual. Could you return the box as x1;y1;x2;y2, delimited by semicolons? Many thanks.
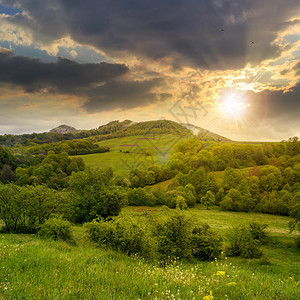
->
0;120;230;147
50;125;78;134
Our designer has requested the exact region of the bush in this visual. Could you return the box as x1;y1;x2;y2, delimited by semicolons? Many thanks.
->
38;217;75;244
175;196;188;210
155;211;193;260
86;212;224;262
0;184;60;233
225;225;263;258
248;221;268;244
191;223;223;260
152;188;167;206
86;215;156;258
127;188;156;206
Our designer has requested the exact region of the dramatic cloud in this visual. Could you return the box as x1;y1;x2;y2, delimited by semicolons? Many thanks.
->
0;0;299;139
0;49;167;111
1;0;300;69
250;82;300;120
84;78;170;112
0;48;128;93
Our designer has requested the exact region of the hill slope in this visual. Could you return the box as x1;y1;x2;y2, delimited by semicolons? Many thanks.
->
76;133;192;175
181;123;231;142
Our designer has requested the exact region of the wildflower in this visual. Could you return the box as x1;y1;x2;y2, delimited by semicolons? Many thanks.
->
203;291;213;300
289;277;294;283
227;282;237;286
216;271;225;276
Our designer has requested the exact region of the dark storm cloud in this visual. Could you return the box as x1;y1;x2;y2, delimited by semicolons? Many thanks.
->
1;0;300;69
84;78;169;112
0;49;164;110
0;49;128;93
246;83;300;121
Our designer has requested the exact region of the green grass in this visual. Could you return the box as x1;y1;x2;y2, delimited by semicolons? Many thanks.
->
122;205;295;237
0;208;299;299
75;134;191;175
152;178;174;190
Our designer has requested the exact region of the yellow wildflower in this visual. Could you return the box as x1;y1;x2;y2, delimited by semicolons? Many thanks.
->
216;271;225;276
227;282;237;286
203;291;213;300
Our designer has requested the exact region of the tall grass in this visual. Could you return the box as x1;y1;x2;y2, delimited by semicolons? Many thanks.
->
0;207;299;299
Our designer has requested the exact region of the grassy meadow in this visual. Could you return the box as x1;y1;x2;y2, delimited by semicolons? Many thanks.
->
76;134;191;175
0;207;299;299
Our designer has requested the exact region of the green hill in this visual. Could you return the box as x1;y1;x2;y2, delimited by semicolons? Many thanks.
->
76;133;192;175
0;119;231;148
73;120;231;174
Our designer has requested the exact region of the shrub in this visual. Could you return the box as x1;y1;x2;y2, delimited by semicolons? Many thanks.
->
225;225;263;258
127;188;156;206
38;217;75;244
191;223;223;260
248;221;268;244
86;215;156;258
152;188;167;206
175;195;188;210
0;184;59;233
86;212;224;262
155;211;193;260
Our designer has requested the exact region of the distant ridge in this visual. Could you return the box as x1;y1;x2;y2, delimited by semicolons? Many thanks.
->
0;119;231;147
50;125;77;134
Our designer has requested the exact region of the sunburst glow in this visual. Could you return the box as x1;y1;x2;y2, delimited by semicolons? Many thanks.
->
219;94;249;118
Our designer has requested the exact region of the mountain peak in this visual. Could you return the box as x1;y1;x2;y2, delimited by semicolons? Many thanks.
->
50;125;77;134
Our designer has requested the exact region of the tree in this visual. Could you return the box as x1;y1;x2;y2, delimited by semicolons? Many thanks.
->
189;167;207;200
128;188;156;206
145;170;156;185
223;167;243;190
0;184;60;233
0;165;14;183
220;188;243;211
68;168;125;223
201;191;215;210
215;188;225;205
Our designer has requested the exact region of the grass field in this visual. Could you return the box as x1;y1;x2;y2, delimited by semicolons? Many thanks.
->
0;207;299;299
75;134;191;175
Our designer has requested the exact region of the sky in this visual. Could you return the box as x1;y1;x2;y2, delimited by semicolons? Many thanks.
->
0;0;299;141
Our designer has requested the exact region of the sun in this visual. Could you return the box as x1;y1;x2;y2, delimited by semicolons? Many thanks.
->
219;94;249;119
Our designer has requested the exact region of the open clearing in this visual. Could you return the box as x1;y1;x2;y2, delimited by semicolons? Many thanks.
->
76;134;191;175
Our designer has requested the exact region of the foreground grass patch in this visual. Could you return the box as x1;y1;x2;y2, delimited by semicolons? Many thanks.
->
0;234;299;299
0;207;299;299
